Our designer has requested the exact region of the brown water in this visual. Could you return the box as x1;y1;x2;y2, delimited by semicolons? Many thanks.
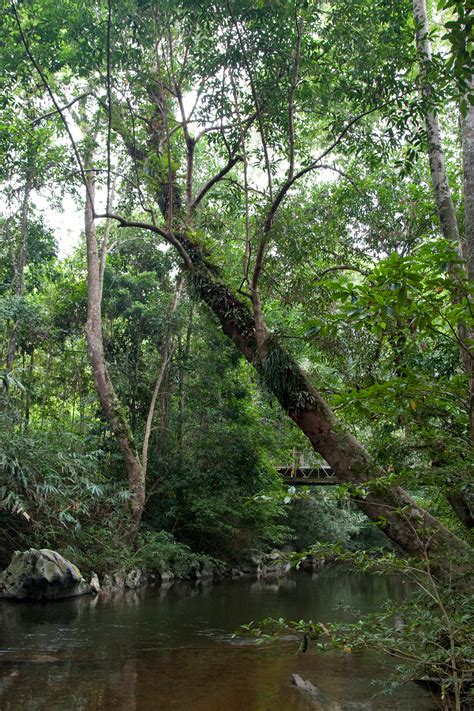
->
0;567;437;711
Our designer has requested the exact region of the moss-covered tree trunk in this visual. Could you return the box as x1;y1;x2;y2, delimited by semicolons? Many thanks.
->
181;238;471;577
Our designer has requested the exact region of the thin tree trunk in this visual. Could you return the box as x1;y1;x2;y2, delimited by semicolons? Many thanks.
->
461;79;474;280
142;274;184;479
178;302;193;450
84;166;145;530
158;370;172;447
1;217;14;366
40;350;52;429
6;176;32;372
23;348;34;432
458;79;474;529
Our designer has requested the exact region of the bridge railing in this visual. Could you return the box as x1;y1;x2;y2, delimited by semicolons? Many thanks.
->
276;463;338;485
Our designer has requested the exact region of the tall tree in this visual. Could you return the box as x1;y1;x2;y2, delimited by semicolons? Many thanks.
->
7;0;473;573
412;0;474;526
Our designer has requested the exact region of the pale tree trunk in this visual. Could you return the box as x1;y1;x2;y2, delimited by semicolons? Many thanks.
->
412;0;460;245
413;0;474;528
23;348;34;432
6;175;32;372
142;274;184;479
84;168;145;530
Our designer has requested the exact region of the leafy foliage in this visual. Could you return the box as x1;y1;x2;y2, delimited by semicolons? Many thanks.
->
243;547;474;709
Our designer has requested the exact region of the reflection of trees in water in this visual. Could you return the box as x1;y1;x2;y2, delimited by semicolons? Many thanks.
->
0;654;138;711
0;571;428;711
109;658;137;711
0;645;311;711
250;576;297;594
309;567;409;619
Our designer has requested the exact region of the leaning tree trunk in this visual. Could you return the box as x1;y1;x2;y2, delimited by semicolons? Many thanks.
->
107;21;471;570
84;169;145;531
413;0;474;529
172;235;471;578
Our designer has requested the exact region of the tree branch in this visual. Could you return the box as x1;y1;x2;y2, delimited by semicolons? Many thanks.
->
190;154;241;211
94;212;194;270
31;92;92;126
231;70;251;287
227;0;273;202
288;9;304;180
262;102;392;234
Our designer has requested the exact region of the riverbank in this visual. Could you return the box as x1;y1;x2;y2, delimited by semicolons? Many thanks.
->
97;548;326;593
0;545;327;598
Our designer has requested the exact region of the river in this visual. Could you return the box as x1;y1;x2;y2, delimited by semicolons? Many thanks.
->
0;566;437;710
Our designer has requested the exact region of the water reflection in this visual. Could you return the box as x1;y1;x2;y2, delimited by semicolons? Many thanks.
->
0;567;436;710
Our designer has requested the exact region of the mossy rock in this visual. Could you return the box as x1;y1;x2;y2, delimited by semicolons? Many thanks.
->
0;549;92;601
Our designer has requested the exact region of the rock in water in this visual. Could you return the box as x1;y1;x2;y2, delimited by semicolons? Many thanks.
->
292;674;344;710
90;572;101;594
292;674;323;697
0;549;92;600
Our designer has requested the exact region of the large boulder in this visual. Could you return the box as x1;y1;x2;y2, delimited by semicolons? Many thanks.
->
0;549;92;601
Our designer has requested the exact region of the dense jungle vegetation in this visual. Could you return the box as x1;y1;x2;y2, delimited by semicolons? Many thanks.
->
0;0;473;706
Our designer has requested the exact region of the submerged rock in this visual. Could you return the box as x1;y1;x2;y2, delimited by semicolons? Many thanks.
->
292;674;344;710
0;549;92;601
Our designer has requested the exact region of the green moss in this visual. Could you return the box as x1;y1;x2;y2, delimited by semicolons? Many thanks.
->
189;262;257;344
261;342;317;411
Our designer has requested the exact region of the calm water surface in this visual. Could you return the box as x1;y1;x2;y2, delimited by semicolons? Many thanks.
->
0;567;437;710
